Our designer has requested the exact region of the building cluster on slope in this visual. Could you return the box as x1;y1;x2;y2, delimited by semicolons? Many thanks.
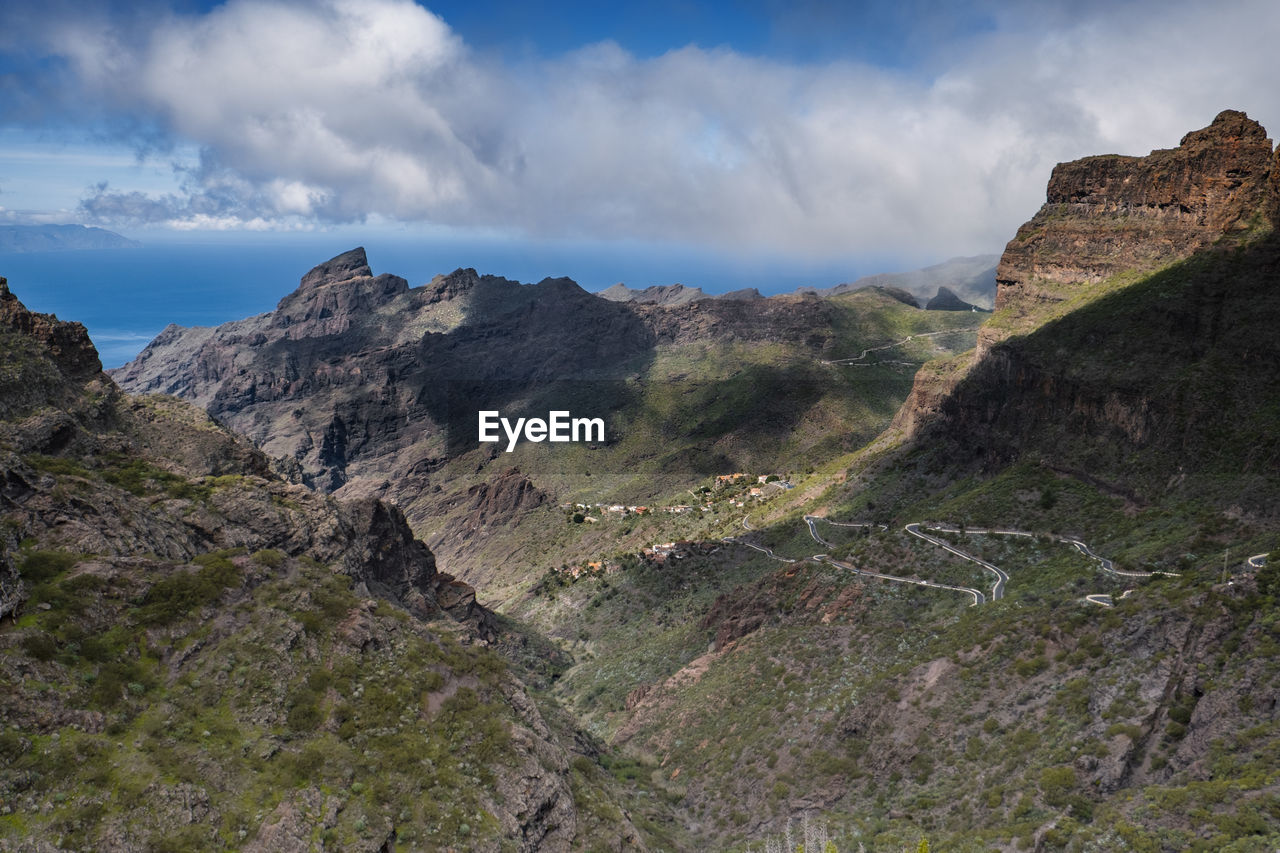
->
562;472;793;521
642;541;721;564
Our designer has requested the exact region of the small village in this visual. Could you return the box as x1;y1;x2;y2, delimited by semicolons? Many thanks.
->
560;472;793;524
553;472;794;578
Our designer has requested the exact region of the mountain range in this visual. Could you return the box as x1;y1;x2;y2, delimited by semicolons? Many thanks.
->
109;253;983;594
1;110;1278;851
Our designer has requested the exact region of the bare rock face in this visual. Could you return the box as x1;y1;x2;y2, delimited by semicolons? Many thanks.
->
890;112;1280;507
634;291;839;347
110;247;884;588
460;468;548;528
273;246;409;337
895;110;1279;439
111;251;657;506
0;276;101;380
994;110;1273;327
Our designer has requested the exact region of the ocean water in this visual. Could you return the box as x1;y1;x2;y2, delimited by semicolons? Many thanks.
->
0;236;896;367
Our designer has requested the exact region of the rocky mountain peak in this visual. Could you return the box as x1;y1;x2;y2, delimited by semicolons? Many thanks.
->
0;276;102;379
273;248;408;335
597;282;707;305
1179;108;1270;147
925;285;980;311
996;110;1275;322
424;267;482;303
895;109;1277;436
297;246;373;290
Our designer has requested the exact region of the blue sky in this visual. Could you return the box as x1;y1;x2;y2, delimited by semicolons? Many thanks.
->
2;1;1280;288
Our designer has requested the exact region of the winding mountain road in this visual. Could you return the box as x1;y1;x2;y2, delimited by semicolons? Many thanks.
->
724;513;1180;609
821;327;982;367
720;536;797;564
724;515;986;607
803;515;886;547
905;523;1010;601
1247;553;1269;569
814;554;984;606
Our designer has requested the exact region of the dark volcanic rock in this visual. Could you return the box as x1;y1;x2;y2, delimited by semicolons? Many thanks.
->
925;286;980;311
892;111;1280;504
112;250;660;502
0;277;493;633
273;247;409;336
111;249;870;555
298;246;373;288
0;276;101;379
460;468;548;528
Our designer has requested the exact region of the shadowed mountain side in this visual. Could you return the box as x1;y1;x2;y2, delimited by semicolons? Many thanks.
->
112;250;982;588
893;110;1280;438
115;253;661;491
919;236;1280;509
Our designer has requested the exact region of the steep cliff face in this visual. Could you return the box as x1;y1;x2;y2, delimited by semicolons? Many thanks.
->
993;109;1273;336
273;246;410;337
0;277;101;382
895;111;1279;441
889;111;1280;510
935;236;1280;503
110;250;661;499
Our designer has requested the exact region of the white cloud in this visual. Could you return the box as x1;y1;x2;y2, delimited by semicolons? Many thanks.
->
29;0;1280;257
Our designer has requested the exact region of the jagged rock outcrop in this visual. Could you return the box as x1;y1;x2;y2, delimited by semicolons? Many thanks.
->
109;249;964;588
891;111;1280;505
0;280;490;630
993;110;1274;338
925;285;981;312
0;277;101;380
597;282;707;305
895;110;1280;438
458;468;548;529
111;254;659;507
273;246;409;337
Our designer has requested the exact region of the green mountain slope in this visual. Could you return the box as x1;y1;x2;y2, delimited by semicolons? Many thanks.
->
502;113;1280;851
109;256;980;592
0;278;654;852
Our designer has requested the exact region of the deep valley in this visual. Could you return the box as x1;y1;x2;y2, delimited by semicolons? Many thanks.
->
2;110;1279;853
